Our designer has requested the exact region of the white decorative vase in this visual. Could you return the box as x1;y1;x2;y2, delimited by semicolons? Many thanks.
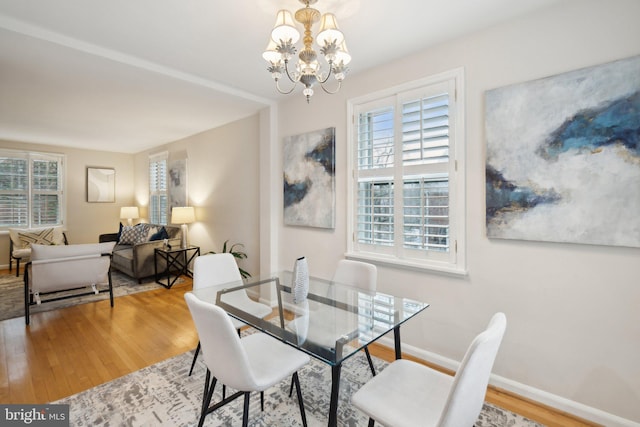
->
292;256;309;304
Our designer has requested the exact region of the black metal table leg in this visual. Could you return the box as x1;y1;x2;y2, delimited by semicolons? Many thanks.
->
394;325;402;359
328;363;342;427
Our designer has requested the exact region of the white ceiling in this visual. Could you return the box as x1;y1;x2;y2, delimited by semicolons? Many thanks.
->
0;0;562;153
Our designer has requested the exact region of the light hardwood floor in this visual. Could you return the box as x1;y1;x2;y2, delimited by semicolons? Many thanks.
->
0;270;599;426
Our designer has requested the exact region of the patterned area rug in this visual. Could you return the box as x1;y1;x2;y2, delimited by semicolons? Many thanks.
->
0;271;177;322
54;346;544;426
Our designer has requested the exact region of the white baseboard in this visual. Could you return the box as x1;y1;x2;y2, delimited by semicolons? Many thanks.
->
375;336;640;427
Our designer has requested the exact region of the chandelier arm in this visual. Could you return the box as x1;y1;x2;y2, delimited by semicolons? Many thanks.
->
318;79;342;95
275;79;298;95
283;60;300;84
317;62;334;85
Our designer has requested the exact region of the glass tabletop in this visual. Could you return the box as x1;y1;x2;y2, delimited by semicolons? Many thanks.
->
190;271;429;366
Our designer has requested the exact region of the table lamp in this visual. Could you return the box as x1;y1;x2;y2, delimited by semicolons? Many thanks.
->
120;206;140;226
171;206;195;248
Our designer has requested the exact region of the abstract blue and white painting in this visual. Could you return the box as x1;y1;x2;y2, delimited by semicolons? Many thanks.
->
283;127;335;229
485;55;640;248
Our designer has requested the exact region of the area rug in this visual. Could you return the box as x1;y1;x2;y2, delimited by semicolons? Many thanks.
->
53;347;544;427
0;271;179;322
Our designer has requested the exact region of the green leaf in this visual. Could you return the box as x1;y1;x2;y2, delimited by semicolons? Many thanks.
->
207;239;251;277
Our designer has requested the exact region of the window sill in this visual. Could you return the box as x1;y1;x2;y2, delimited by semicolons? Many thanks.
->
345;251;468;277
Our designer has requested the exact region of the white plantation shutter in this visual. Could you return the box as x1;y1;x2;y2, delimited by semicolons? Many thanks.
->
349;69;465;273
0;156;28;227
32;157;62;225
402;177;449;252
0;150;64;228
357;180;394;246
401;94;449;165
149;152;168;225
357;105;395;170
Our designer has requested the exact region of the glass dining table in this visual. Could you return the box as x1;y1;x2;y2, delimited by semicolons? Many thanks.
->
191;271;429;427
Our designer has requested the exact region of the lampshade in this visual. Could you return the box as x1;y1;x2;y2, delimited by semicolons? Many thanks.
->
316;13;344;47
262;39;281;63
171;206;195;224
335;41;351;65
271;10;300;44
120;206;139;220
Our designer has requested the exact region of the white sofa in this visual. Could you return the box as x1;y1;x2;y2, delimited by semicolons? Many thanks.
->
8;226;68;277
24;241;116;325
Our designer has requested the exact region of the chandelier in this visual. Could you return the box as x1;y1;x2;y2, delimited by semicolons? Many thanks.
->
262;0;351;103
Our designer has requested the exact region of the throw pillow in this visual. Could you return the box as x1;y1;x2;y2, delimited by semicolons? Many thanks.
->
146;226;159;241
137;223;150;240
149;226;169;241
135;223;150;242
118;225;147;245
116;222;124;241
18;228;55;249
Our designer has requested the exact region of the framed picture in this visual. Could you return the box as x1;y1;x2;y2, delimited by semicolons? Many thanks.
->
168;158;187;208
485;55;640;248
87;167;115;203
283;127;336;229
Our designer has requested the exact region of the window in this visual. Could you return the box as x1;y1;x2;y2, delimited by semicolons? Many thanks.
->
347;68;466;274
0;149;65;229
149;152;168;225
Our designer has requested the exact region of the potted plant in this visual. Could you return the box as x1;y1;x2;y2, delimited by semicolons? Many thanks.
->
209;240;251;278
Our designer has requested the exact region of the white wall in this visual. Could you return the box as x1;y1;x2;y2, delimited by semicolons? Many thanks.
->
272;0;640;424
134;114;261;276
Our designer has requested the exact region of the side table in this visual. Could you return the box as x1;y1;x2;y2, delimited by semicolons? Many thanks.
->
154;245;200;289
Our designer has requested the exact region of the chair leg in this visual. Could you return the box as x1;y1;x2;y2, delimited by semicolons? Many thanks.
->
292;372;307;427
364;346;376;376
108;269;114;307
24;269;30;326
242;392;251;427
189;342;201;376
368;418;375;427
286;347;375;397
198;369;216;427
260;391;264;411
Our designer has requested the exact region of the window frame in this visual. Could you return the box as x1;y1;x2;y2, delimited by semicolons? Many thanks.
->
148;151;168;225
346;68;467;275
0;148;65;230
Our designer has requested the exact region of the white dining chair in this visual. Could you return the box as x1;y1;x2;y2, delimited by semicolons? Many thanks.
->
332;259;377;374
288;259;377;370
184;292;310;427
188;253;272;376
287;259;377;396
332;259;377;293
351;312;507;427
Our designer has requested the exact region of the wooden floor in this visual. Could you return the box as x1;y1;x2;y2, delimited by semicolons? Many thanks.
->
0;269;598;426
